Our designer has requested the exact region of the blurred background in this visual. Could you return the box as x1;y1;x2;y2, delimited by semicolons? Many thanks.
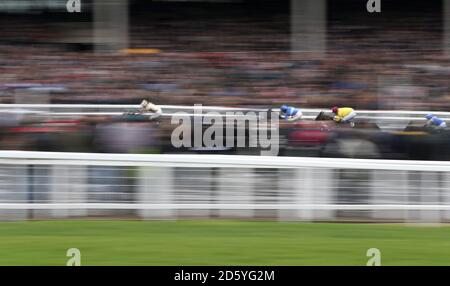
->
0;0;449;159
0;0;450;266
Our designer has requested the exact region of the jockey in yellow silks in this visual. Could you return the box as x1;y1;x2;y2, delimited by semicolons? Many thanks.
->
331;106;357;123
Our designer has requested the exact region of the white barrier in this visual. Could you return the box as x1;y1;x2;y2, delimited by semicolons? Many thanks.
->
1;151;450;171
0;104;449;122
0;151;448;222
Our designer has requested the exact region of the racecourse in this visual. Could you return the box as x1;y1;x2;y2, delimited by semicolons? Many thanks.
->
0;104;450;122
0;220;450;265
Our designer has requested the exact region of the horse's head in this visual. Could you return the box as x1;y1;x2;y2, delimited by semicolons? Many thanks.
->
315;111;334;121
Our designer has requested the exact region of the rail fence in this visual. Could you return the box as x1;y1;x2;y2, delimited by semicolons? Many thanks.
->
0;151;448;222
0;104;449;122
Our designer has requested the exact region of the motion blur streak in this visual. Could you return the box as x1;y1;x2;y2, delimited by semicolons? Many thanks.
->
1;0;450;266
0;151;446;223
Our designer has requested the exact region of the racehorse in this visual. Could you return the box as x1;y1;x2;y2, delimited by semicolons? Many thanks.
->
314;111;380;130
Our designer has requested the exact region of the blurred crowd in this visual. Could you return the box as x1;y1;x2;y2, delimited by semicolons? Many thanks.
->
0;6;449;111
0;4;449;156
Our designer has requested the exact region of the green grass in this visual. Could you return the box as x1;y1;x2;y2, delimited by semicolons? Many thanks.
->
0;220;449;265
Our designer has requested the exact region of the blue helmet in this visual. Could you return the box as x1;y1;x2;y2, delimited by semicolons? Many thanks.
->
280;105;289;112
425;114;435;120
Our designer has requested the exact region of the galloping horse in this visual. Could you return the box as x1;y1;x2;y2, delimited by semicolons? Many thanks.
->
314;111;380;130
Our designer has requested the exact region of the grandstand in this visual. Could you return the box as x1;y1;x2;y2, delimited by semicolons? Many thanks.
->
0;0;450;266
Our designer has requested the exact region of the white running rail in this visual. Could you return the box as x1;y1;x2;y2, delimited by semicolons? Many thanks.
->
0;151;448;222
0;104;449;121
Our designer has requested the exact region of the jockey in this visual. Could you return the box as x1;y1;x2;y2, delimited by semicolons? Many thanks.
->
425;114;447;129
331;106;357;123
280;105;303;122
140;100;163;119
